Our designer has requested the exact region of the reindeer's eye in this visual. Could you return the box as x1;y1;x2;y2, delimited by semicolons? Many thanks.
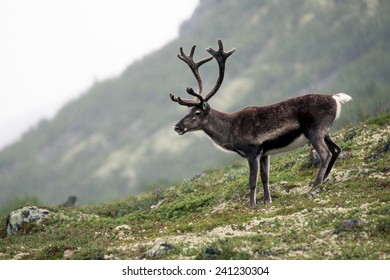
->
193;111;201;118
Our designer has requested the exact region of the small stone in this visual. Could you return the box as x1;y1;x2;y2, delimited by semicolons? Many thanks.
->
382;166;390;173
114;224;132;240
14;252;31;260
103;254;117;260
151;199;165;209
145;242;174;258
254;249;273;257
339;150;350;159
365;153;384;161
63;250;75;259
205;247;221;256
384;140;390;152
114;224;131;232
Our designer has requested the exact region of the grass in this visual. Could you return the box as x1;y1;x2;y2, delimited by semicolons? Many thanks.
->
0;114;389;260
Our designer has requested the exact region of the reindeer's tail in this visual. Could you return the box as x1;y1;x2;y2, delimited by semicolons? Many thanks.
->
333;93;352;104
332;93;352;121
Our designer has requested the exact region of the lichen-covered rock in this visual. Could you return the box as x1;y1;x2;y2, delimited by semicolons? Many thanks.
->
145;242;174;258
7;206;50;236
334;218;367;234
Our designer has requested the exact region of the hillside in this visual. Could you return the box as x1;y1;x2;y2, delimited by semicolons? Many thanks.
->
0;114;389;260
1;0;390;208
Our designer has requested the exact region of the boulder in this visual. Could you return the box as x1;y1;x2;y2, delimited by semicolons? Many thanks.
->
7;206;50;236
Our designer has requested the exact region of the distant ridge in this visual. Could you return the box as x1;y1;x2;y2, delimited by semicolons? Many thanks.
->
0;0;389;207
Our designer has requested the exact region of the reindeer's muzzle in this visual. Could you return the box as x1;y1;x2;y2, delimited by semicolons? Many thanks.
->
174;124;187;135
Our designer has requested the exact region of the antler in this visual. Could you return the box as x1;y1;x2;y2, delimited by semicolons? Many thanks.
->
204;39;236;102
170;39;235;107
170;44;212;107
178;45;213;95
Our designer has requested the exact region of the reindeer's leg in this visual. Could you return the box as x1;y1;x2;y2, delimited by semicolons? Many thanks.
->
308;132;332;195
247;155;260;208
323;134;342;182
260;155;272;203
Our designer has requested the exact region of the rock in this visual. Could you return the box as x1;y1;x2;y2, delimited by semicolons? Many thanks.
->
62;196;77;207
382;166;390;173
114;224;131;232
145;242;174;258
254;249;273;257
150;199;166;210
339;150;349;159
7;206;50;236
63;249;75;259
335;218;366;233
365;153;384;161
202;247;222;259
14;252;31;260
283;161;296;169
384;140;390;152
204;247;221;256
103;254;117;260
114;224;133;240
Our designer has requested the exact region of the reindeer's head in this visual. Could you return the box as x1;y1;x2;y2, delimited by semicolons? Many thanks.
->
170;39;235;135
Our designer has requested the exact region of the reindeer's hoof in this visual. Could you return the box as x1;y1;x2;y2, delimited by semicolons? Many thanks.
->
308;186;323;197
263;198;272;204
322;178;329;184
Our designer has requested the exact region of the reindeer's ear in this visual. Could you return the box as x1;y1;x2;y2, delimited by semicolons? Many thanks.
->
202;102;210;111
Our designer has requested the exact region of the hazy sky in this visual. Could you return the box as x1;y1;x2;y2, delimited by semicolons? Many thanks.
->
0;0;198;149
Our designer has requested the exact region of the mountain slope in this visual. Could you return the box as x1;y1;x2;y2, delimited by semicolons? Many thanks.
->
0;0;389;207
0;114;389;260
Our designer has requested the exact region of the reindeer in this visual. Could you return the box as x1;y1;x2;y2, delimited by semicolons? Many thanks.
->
170;39;352;208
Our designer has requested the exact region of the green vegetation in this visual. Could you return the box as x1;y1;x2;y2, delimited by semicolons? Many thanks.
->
0;0;389;208
1;114;388;260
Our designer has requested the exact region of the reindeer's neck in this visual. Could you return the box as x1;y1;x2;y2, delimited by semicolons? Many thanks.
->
202;109;236;151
